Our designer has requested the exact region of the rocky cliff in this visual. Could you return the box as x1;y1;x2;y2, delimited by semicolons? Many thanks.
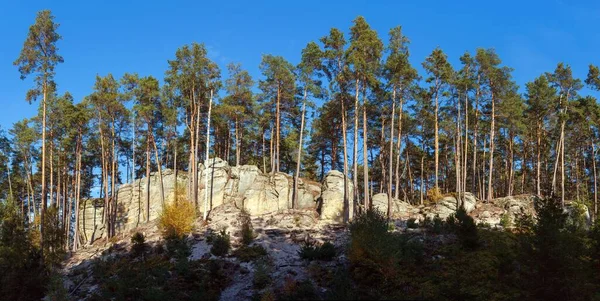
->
80;158;324;244
80;161;592;245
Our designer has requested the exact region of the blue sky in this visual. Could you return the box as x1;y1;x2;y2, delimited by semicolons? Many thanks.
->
1;0;600;132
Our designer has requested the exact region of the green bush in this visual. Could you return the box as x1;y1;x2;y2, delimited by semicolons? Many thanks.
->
406;218;418;229
240;210;256;245
447;206;480;250
253;259;272;289
278;278;319;300
165;237;191;260
500;212;512;228
298;241;336;261
90;253;234;301
210;229;231;257
233;245;267;262
130;232;148;258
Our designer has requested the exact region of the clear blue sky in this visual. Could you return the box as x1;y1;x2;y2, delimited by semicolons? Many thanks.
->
1;0;600;132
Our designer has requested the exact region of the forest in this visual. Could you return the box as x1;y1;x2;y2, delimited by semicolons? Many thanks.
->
2;9;600;300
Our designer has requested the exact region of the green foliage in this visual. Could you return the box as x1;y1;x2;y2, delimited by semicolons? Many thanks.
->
210;229;231;257
500;212;512;228
298;240;336;261
90;251;234;301
278;278;320;300
165;237;191;260
240;210;256;245
233;245;267;262
45;271;69;301
41;205;66;267
406;217;418;229
446;206;480;250
0;200;47;301
253;258;272;289
130;232;148;258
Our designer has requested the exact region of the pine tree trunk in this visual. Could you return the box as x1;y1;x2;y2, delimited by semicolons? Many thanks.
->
152;133;165;207
341;93;351;222
537;122;542;196
388;88;396;218
110;120;117;237
194;90;201;209
362;84;370;209
173;124;178;203
146;130;151;223
420;155;425;205
235;117;240;166
434;80;440;191
488;91;495;200
276;85;281;173
353;78;360;208
50;134;54;207
394;95;404;200
203;89;213;221
293;89;307;210
472;76;480;196
592;138;598;222
262;129;266;174
41;83;47;255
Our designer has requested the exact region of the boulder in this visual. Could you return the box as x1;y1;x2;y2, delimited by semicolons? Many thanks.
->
565;201;592;229
371;193;417;219
470;194;541;227
372;193;389;214
424;192;477;220
320;170;353;223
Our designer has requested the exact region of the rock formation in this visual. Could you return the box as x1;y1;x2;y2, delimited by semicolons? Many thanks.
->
319;170;354;223
80;158;321;244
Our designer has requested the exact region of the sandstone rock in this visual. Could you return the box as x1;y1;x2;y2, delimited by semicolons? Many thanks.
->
320;170;353;223
422;192;477;220
372;193;389;214
79;158;323;244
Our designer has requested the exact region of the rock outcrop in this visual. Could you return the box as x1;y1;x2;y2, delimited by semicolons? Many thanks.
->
470;194;540;227
80;158;322;243
320;170;354;223
423;192;477;220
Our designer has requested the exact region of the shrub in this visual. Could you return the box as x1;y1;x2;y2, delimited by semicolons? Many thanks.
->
447;206;480;250
426;187;443;203
210;229;231;257
240;209;256;245
90;254;234;301
279;278;319;300
348;209;425;299
45;271;69;301
500;212;512;228
165;237;191;260
253;259;272;289
406;218;418;229
130;232;148;258
42;205;66;267
298;240;336;261
233;245;267;262
158;200;196;240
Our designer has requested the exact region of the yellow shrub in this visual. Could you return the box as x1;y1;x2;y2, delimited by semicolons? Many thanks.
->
426;187;443;204
158;200;196;239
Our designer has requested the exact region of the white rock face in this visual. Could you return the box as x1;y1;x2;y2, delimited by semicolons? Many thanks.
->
79;159;323;243
320;170;354;223
424;192;477;220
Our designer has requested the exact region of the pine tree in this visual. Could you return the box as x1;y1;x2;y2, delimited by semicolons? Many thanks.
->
347;16;383;209
14;10;64;252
